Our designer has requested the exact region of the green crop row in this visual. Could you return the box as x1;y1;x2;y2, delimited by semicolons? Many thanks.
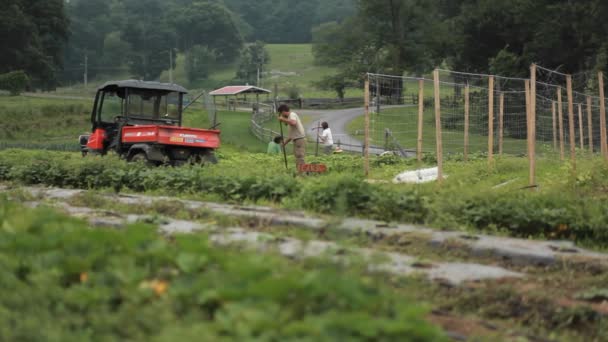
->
1;149;608;248
0;198;445;341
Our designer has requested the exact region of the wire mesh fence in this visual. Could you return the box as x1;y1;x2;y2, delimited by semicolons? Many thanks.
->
366;66;608;159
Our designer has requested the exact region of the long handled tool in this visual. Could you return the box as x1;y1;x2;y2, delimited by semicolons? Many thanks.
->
315;120;320;156
279;117;288;170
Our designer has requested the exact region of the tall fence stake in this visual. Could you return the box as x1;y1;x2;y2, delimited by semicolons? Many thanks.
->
488;76;494;164
364;76;370;176
525;80;535;188
417;79;424;162
558;88;565;160
433;69;443;182
578;104;584;150
552;101;557;151
464;84;470;162
530;64;537;187
566;75;576;169
587;96;593;153
499;93;504;155
599;72;608;160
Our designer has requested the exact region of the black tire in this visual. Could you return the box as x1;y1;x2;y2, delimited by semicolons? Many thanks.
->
190;150;218;165
129;152;156;166
201;150;218;164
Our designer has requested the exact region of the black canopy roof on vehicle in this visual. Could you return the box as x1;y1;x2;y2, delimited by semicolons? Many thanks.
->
98;80;188;94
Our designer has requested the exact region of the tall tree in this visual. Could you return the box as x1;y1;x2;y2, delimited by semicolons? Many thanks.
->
313;0;442;79
63;0;113;83
235;41;270;85
171;1;243;62
0;0;68;89
122;0;176;80
184;45;216;83
357;0;442;75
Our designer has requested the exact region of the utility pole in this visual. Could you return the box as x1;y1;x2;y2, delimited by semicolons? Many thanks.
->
169;49;173;84
257;53;265;88
84;53;88;88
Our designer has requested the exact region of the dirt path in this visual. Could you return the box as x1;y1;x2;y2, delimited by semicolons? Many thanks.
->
4;185;608;341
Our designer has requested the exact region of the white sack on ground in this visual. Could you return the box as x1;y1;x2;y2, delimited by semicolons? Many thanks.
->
393;167;443;184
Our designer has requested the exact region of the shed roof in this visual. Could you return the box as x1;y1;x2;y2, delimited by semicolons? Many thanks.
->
209;85;271;96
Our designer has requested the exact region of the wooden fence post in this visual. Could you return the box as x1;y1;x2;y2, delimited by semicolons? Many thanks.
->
525;80;535;187
558;88;565;160
488;76;494;164
531;64;537;148
530;64;537;187
434;69;443;182
578;103;584;150
364;76;370;176
464;84;470;162
566;75;576;168
587;96;593;153
599;72;608;160
417;79;424;162
499;93;504;155
552;101;557;151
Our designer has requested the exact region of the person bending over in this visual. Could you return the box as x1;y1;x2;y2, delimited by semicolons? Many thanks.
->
277;104;306;170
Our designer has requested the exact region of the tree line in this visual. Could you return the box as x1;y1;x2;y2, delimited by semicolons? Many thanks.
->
313;0;608;92
0;0;355;90
0;0;68;90
4;0;608;92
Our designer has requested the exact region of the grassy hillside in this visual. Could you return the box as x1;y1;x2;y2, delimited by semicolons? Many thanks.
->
165;44;354;98
0;95;91;149
58;44;359;99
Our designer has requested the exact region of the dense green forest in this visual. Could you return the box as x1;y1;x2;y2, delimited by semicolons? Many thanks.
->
3;0;608;90
61;0;356;87
312;0;608;86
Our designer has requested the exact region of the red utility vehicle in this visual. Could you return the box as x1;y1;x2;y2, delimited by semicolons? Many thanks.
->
79;80;219;165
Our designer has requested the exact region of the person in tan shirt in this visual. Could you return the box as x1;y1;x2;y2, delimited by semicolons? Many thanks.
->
277;104;306;170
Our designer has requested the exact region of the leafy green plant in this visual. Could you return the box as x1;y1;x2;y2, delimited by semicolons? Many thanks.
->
0;198;446;341
2;149;608;248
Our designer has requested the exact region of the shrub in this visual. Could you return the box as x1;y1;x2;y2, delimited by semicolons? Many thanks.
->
0;70;29;95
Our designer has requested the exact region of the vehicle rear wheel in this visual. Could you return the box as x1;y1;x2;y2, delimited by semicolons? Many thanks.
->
189;150;218;166
200;150;218;165
129;152;156;166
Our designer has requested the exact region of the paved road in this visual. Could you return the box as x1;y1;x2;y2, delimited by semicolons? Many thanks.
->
299;107;387;155
298;106;415;156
